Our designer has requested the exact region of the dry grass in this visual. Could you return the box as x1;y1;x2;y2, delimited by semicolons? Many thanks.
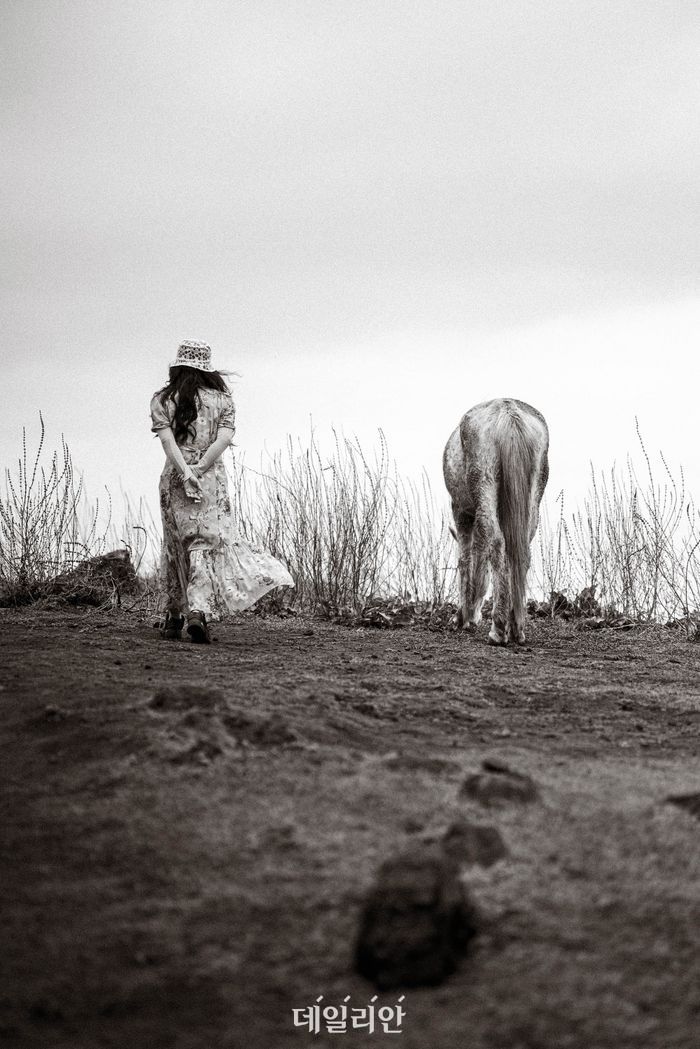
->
533;422;700;626
0;414;111;603
229;429;455;615
3;417;700;629
0;416;156;608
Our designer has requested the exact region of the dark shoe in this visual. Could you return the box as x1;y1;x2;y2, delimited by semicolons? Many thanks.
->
160;612;184;640
187;610;211;644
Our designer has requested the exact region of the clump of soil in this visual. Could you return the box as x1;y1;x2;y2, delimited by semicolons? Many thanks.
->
147;683;296;763
354;845;478;989
460;757;540;806
441;820;508;867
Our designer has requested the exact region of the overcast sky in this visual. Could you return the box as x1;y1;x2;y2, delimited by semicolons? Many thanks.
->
2;0;699;534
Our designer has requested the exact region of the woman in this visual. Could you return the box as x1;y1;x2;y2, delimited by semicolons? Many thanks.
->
150;340;293;643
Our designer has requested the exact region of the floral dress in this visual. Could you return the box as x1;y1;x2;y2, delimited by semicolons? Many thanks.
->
150;387;293;619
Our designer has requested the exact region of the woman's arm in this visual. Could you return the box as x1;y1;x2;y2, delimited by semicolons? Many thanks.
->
157;427;195;478
157;428;201;496
194;427;235;474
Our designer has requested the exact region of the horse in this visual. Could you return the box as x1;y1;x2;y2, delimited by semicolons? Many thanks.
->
443;398;549;645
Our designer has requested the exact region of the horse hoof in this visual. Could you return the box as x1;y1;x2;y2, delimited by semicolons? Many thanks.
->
487;632;507;647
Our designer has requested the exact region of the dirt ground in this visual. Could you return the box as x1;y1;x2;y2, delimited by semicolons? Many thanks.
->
2;607;700;1049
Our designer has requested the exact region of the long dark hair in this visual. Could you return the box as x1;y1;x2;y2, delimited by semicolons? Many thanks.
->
157;366;230;444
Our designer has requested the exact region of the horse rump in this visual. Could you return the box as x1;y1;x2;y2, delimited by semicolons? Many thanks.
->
444;398;549;645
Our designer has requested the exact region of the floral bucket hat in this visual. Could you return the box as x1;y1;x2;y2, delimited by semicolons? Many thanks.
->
170;340;215;372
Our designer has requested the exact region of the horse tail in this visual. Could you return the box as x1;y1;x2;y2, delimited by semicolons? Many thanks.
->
495;411;536;601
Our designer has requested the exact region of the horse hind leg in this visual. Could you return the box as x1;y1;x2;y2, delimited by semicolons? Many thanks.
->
453;510;486;632
477;503;509;647
452;509;473;630
510;454;548;644
489;550;510;645
467;518;490;632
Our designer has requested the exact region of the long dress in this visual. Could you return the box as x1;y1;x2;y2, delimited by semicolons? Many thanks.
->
150;387;293;619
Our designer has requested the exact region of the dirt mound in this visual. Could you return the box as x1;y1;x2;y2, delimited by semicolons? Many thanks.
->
147;683;296;763
50;548;138;605
354;845;478;989
149;684;227;711
461;757;540;806
441;820;508;866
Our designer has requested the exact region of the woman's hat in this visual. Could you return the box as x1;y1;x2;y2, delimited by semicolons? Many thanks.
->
170;340;215;372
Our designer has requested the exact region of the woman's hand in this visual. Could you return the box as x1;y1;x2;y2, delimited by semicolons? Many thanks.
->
182;467;203;502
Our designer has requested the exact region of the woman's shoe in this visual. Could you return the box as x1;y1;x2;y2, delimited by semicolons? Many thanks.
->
160;612;184;640
187;610;211;644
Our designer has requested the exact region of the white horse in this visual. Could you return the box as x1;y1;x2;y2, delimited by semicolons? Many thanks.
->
443;398;549;645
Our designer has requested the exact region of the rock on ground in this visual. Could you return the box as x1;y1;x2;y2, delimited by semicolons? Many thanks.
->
441;819;508;866
461;757;540;806
354;844;478;989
